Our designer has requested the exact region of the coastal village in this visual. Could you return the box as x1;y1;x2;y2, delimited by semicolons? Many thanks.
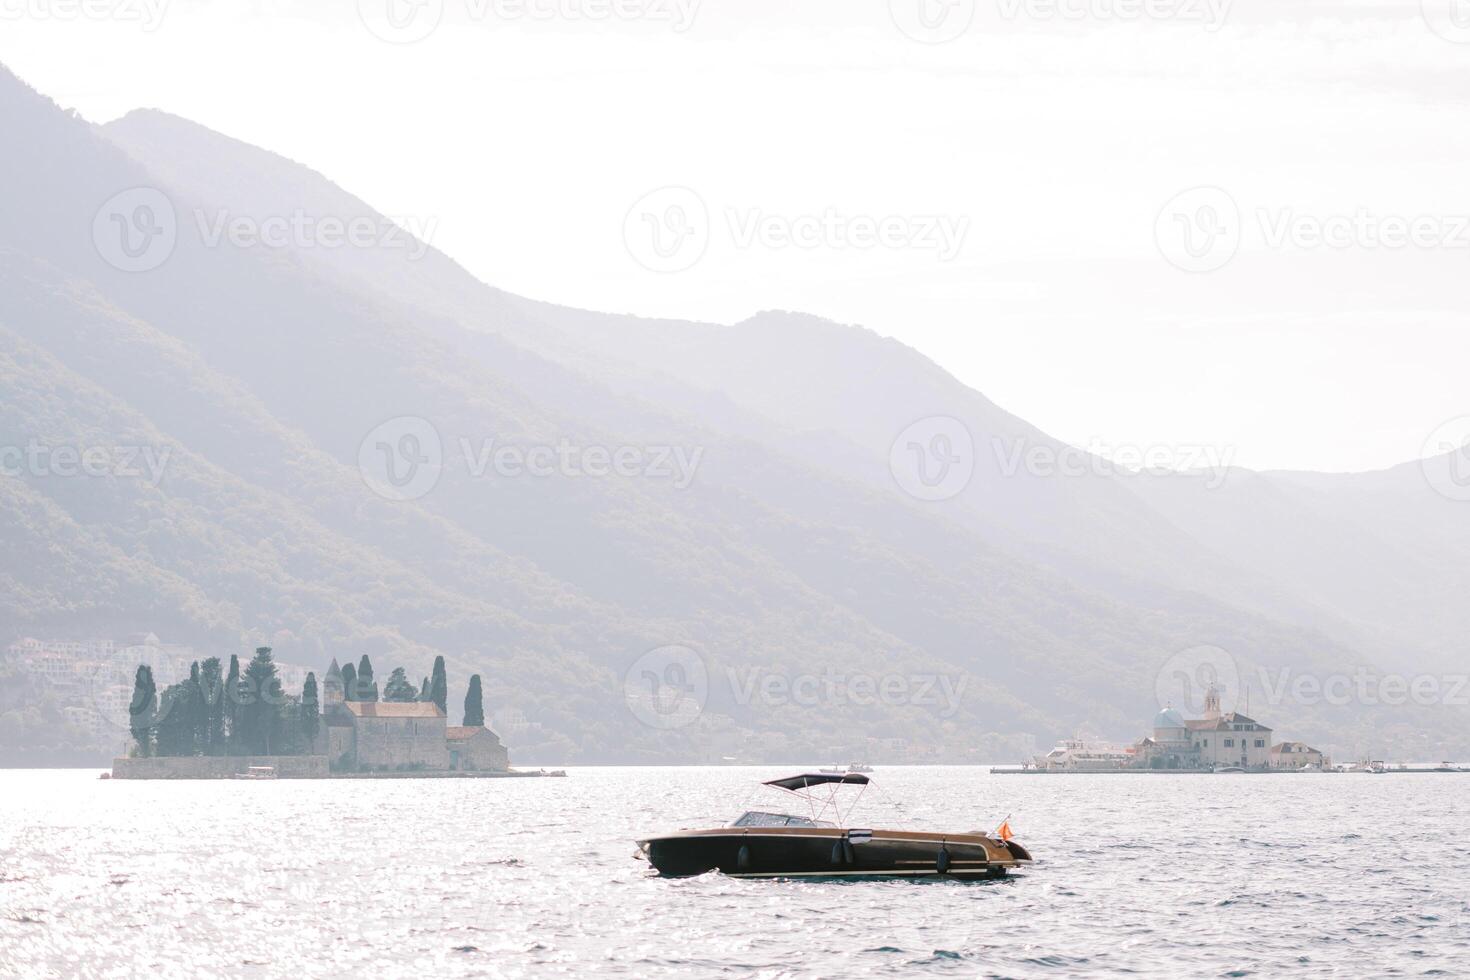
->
1030;684;1331;773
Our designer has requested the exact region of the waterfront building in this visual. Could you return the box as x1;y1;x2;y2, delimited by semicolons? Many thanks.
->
320;657;508;773
1270;741;1329;770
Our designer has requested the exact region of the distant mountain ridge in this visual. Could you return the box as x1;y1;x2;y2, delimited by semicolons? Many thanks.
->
0;63;1463;762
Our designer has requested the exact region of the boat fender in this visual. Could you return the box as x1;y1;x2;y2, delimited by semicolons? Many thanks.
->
831;840;845;866
842;838;856;865
936;844;951;875
737;841;752;871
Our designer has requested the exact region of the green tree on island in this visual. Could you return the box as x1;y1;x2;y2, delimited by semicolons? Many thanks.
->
240;647;283;754
128;664;157;757
188;661;207;751
200;657;225;754
418;676;431;702
340;662;357;703
356;655;378;702
224;654;241;752
463;673;484;727
383;667;417;702
300;671;320;747
429;655;448;714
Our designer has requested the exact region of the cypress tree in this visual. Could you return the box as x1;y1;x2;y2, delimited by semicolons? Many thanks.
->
301;672;320;748
224;654;241;753
158;683;196;756
188;661;205;755
356;655;378;702
200;657;224;754
429;656;448;714
341;662;357;703
418;676;431;702
463;674;484;728
383;667;417;702
243;647;282;754
128;665;157;757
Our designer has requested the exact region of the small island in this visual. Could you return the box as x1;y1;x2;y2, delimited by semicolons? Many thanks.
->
111;647;540;779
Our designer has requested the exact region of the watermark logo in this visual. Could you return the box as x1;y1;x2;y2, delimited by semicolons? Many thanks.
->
0;441;172;486
1256;667;1469;709
194;209;436;259
1422;0;1470;43
92;187;177;273
624;186;710;273
1155;644;1240;716
726;667;967;718
624;188;970;273
0;0;170;30
996;0;1231;30
889;0;976;43
357;0;700;43
357;0;444;43
358;416;444;502
1158;188;1470;273
726;208;969;262
1155;186;1240;273
889;416;975;502
992;436;1237;489
1421;416;1470;502
624;644;708;730
460;437;703;489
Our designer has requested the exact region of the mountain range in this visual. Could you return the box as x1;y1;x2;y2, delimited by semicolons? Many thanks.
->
1;62;1465;763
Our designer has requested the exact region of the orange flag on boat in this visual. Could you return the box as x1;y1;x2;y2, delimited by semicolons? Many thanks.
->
996;818;1014;842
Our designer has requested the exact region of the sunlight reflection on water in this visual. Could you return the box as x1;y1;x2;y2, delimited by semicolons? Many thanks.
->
1;767;1468;977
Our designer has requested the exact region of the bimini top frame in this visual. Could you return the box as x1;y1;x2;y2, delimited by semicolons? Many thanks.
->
760;772;872;825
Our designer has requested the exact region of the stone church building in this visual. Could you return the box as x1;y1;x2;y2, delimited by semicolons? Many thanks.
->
320;659;508;773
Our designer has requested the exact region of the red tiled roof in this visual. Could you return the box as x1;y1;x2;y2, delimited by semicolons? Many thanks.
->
345;701;444;719
446;726;495;741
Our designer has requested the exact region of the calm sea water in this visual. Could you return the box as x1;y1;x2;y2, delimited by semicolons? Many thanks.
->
2;767;1467;978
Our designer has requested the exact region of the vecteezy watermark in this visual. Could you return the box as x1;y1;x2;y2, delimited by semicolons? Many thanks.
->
0;441;172;486
726;666;968;718
889;418;1237;503
1156;643;1470;713
358;416;445;502
994;435;1237;488
194;209;437;260
621;644;970;730
1255;668;1470;709
889;0;977;43
623;187;970;273
91;190;437;271
623;187;710;274
356;416;706;502
889;416;976;502
726;209;969;262
996;0;1231;29
460;438;703;488
356;0;700;44
0;0;170;30
92;187;178;273
624;645;708;730
1155;186;1241;274
889;0;1229;43
1421;416;1470;502
1155;644;1241;715
1157;186;1470;273
1421;0;1470;43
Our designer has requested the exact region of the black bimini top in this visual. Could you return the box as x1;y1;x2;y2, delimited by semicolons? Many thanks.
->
764;772;870;791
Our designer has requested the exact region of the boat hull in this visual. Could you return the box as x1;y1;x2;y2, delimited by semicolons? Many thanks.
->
638;828;1030;880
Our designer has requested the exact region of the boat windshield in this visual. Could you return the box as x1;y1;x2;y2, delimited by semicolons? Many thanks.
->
730;810;835;829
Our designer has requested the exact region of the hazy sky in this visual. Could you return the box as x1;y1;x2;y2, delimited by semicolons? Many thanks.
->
3;0;1467;473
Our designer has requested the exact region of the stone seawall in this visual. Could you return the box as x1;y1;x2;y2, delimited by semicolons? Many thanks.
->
111;755;329;779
